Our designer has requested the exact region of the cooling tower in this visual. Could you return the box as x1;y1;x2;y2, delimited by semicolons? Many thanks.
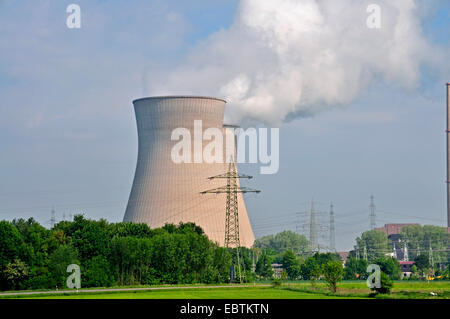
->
123;96;255;247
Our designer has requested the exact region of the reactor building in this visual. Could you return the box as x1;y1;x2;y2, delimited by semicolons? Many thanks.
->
123;96;255;247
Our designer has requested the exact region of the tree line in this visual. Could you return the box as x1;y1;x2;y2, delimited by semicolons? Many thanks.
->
0;216;232;290
1;217;448;291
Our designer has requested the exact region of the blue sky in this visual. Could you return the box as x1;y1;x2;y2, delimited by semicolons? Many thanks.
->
0;0;449;251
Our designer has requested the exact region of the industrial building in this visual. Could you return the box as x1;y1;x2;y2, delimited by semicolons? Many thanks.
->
123;96;255;247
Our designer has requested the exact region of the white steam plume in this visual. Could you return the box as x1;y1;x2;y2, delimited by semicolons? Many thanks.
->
150;0;445;125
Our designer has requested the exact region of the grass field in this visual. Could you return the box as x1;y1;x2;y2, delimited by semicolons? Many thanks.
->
1;281;449;299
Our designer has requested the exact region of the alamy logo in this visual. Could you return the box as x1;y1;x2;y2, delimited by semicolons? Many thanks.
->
66;264;81;289
366;264;381;288
171;120;279;174
366;4;381;29
66;4;81;29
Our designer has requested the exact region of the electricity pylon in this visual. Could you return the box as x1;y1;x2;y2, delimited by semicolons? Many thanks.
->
363;244;368;261
310;200;318;252
329;203;336;252
201;157;260;282
50;207;56;228
369;195;376;230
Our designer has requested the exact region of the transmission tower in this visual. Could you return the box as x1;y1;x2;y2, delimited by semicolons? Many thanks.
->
429;242;434;272
50;207;56;228
329;203;336;252
392;241;397;259
403;240;409;261
363;244;368;261
201;157;260;282
369;195;376;230
309;200;318;252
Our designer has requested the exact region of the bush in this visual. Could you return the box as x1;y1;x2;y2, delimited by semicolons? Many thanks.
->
272;279;282;287
370;271;393;295
323;261;343;293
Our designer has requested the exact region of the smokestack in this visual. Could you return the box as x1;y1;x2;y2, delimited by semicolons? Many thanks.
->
447;83;450;228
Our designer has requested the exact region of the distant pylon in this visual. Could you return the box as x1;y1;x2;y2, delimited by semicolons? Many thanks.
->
50;207;56;228
363;244;368;261
403;241;409;261
369;195;376;230
393;241;397;259
429;242;434;271
329;203;336;252
309;200;318;252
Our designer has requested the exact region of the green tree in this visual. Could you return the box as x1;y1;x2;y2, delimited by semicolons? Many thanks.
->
255;253;273;279
343;257;368;280
60;215;110;263
0;221;27;290
281;250;301;280
323;261;343;293
109;222;154;238
48;244;80;289
414;253;430;278
410;265;419;279
372;257;401;280
300;257;321;288
353;230;389;262
370;271;393;295
254;231;309;255
3;259;30;290
211;247;232;283
400;225;449;264
83;255;113;287
300;253;340;280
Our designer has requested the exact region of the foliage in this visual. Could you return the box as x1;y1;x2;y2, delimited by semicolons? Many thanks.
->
3;259;29;290
48;244;80;289
0;221;27;290
0;216;235;291
370;271;393;295
253;231;309;255
255;253;273;279
281;250;301;280
83;255;114;287
400;225;449;265
414;253;430;277
300;253;340;280
323;261;343;293
372;257;401;280
272;278;282;287
352;230;389;262
343;257;368;280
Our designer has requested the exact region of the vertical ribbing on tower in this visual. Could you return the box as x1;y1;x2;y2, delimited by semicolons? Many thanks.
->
329;203;335;252
369;195;376;230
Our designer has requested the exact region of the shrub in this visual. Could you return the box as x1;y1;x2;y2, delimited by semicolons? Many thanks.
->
272;279;282;287
370;271;393;295
323;261;343;293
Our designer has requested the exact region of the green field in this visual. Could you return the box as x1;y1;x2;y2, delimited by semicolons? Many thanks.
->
1;281;449;299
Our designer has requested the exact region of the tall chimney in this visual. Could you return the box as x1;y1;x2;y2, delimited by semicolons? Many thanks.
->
447;83;450;228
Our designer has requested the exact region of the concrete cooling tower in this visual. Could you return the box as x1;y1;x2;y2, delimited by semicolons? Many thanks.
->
123;96;255;247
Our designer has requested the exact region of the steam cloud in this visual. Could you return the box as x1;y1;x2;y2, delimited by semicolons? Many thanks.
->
150;0;445;125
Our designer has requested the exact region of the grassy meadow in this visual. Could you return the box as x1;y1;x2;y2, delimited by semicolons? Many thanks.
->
1;281;449;299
